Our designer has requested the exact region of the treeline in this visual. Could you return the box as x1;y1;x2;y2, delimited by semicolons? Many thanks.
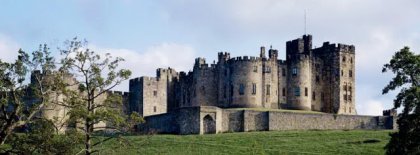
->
0;38;142;155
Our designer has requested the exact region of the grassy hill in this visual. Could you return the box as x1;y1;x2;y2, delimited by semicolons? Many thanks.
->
92;130;392;155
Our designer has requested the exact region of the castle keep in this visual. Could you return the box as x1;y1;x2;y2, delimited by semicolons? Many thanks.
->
22;35;395;134
129;35;356;117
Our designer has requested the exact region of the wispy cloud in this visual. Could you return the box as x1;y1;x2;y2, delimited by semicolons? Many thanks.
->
0;34;20;63
90;43;197;91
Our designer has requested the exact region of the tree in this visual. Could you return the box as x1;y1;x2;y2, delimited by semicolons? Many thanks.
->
383;47;420;155
0;45;56;145
58;38;141;155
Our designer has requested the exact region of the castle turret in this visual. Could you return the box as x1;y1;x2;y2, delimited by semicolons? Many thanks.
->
228;56;263;108
260;46;266;59
268;48;278;60
286;35;313;110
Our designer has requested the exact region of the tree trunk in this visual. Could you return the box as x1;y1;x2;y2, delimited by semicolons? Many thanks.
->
85;116;92;155
0;131;8;145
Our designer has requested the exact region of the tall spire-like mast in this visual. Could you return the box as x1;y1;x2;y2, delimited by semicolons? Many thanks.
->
304;9;307;35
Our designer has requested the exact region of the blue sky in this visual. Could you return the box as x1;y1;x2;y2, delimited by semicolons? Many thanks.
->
1;0;419;115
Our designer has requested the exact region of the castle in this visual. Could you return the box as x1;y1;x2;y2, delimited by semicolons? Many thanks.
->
129;35;356;117
23;34;395;134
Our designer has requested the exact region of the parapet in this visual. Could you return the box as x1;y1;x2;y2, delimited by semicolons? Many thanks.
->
278;60;287;65
286;34;312;54
218;52;231;62
383;109;397;117
268;48;278;59
337;43;355;53
227;56;261;63
107;90;129;98
314;42;355;54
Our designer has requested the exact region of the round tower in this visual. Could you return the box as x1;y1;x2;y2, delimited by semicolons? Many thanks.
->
228;56;263;108
286;35;313;110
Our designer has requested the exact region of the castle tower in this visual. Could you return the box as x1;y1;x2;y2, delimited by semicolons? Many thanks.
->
312;42;356;114
262;47;279;108
191;58;218;107
217;52;231;107
336;44;356;114
286;35;313;110
229;56;263;108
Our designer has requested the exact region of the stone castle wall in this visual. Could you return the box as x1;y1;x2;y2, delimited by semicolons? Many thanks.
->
140;106;396;134
129;34;357;117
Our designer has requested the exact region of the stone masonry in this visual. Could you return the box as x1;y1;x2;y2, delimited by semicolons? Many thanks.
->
129;35;356;117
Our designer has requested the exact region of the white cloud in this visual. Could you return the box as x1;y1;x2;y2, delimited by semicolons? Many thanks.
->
90;43;197;91
0;34;20;63
356;100;384;116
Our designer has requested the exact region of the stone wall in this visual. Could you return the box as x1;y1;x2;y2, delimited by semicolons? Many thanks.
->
268;112;393;130
140;106;396;135
222;110;244;132
140;113;177;133
243;111;268;132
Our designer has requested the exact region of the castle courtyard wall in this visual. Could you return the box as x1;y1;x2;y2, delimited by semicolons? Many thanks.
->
139;106;396;135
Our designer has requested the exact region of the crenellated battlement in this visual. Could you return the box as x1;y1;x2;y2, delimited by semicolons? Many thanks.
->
314;42;355;54
128;76;159;84
227;56;262;63
286;35;312;55
278;60;287;65
218;52;231;61
108;90;129;98
383;109;397;117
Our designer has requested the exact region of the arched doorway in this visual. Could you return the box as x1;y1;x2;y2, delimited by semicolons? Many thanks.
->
203;115;216;134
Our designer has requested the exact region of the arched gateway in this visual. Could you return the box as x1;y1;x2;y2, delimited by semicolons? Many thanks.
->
203;115;216;134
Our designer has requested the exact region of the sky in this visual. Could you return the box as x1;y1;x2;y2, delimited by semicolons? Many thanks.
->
0;0;419;115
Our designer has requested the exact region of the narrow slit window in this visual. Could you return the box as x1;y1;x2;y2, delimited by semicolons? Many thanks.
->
252;83;257;95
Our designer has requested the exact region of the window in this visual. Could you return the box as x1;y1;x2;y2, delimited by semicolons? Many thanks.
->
305;87;308;96
350;57;353;64
239;84;245;95
266;85;271;95
282;88;286;97
292;68;298;75
253;66;258;73
282;68;286;76
230;85;234;97
344;94;347;101
153;106;157;112
343;84;347;91
153;91;157;97
201;86;206;95
312;91;316;101
349;86;352;92
341;70;344;76
349;70;353;77
252;83;256;95
349;95;352;101
264;66;271;73
223;86;227;98
342;56;346;62
294;87;300;96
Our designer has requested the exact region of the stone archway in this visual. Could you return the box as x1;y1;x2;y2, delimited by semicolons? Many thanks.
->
203;114;216;134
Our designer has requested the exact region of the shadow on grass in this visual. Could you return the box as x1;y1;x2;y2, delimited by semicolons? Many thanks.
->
347;139;381;144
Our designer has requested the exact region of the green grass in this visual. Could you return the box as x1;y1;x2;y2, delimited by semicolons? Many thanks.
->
93;130;393;155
